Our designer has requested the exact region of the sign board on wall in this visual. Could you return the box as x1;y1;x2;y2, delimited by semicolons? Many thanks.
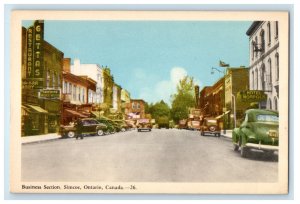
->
237;90;267;103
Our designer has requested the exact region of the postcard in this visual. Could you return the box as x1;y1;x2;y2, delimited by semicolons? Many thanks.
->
10;10;289;194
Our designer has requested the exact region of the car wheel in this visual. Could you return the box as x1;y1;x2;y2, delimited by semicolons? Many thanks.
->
97;129;104;136
240;145;248;158
67;131;75;138
233;143;239;151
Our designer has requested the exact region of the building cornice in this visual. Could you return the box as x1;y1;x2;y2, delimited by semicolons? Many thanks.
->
246;21;263;36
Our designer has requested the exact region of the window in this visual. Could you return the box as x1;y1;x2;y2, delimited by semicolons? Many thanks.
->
255;69;258;89
78;87;81;101
251;71;254;89
267;22;271;45
57;74;60;87
255;36;258;57
73;85;76;100
261;64;266;91
63;81;67;94
251;41;255;60
256;114;278;122
260;30;265;53
46;70;50;88
275;53;279;81
69;83;72;95
268;58;272;89
274;97;278;111
275;21;279;38
137;103;140;109
53;72;56;88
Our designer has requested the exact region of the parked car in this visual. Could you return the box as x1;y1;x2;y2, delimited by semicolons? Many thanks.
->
137;118;152;132
113;120;130;132
188;120;201;131
60;124;77;138
61;118;107;138
96;118;116;134
200;118;221;137
178;119;188;129
232;109;279;158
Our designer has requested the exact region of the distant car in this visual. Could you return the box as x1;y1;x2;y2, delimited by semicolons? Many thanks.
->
178;119;188;129
61;118;107;138
200;118;221;137
137;119;152;132
232;109;279;158
189;120;201;131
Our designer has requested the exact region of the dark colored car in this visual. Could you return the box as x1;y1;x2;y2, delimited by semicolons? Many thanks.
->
137;119;152;132
61;118;107;138
200;118;221;137
232;109;279;158
96;118;116;134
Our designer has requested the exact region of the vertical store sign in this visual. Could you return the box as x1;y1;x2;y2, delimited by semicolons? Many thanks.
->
33;20;44;79
24;20;44;89
26;26;34;78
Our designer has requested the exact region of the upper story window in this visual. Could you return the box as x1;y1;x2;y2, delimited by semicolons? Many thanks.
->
275;53;279;81
255;36;258;58
46;70;50;88
267;22;271;46
260;30;265;53
275;21;279;39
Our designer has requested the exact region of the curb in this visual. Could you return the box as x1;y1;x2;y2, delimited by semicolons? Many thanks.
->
22;136;63;145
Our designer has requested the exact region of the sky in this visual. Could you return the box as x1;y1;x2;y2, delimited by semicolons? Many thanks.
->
22;20;251;105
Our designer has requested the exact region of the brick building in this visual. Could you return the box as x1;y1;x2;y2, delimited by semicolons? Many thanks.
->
21;20;63;136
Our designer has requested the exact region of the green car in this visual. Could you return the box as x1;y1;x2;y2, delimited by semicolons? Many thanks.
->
96;118;116;134
232;109;279;158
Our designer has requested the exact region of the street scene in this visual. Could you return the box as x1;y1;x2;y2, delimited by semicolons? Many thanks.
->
21;20;280;182
22;129;278;182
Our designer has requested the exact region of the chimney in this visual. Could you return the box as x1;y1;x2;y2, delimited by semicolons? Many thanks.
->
63;58;71;72
195;85;200;109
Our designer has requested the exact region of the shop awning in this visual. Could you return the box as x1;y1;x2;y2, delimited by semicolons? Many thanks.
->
65;109;88;118
26;104;48;114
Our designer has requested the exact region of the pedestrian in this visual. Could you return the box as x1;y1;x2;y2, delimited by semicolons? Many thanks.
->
75;119;84;140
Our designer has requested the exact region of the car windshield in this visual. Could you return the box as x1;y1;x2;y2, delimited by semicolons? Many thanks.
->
206;119;217;126
256;114;279;122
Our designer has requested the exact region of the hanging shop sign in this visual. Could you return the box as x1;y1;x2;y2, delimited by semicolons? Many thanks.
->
39;89;60;99
237;90;267;103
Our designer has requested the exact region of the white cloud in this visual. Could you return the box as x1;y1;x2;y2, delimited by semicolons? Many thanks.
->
136;66;201;105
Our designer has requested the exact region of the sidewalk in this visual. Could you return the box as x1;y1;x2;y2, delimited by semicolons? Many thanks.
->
22;133;62;144
221;130;232;139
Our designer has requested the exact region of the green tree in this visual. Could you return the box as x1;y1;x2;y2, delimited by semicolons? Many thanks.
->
150;100;170;120
170;76;195;123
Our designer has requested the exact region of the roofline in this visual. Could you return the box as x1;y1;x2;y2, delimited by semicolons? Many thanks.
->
246;21;263;36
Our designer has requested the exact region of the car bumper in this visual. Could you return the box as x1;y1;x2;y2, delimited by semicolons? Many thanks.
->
245;143;279;151
202;131;220;134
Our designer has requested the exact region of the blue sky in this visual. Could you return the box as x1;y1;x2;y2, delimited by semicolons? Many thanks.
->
23;20;251;105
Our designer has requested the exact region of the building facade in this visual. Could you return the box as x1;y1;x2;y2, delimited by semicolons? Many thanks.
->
246;21;279;111
121;89;131;116
224;67;251;128
127;99;146;119
71;59;104;104
22;20;63;136
61;58;97;125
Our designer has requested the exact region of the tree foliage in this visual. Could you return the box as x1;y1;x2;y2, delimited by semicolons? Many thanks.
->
146;100;170;121
170;76;195;123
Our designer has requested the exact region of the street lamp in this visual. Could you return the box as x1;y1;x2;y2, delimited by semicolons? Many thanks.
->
211;66;226;134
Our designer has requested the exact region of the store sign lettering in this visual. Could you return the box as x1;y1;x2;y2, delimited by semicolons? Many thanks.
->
237;90;267;102
39;89;60;99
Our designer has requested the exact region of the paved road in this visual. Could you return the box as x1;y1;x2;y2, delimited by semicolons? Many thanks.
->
22;129;278;182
